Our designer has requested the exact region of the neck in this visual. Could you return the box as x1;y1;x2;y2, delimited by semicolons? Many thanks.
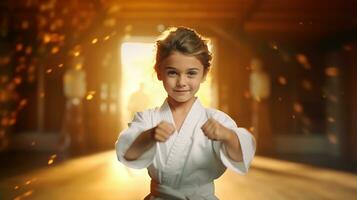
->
167;96;196;113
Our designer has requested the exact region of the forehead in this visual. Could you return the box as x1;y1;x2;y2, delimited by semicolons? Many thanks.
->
160;52;204;70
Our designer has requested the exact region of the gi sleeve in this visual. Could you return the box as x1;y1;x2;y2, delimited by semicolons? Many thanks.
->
115;111;157;169
213;110;256;174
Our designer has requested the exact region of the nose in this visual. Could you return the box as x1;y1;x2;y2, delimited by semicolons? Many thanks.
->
176;75;187;87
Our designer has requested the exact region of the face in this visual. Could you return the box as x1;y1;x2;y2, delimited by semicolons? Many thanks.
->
157;51;207;104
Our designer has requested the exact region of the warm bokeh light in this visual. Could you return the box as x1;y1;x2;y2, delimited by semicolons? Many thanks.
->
277;76;287;85
327;117;335;123
86;91;96;100
120;39;213;126
325;66;339;77
91;38;98;44
296;53;311;70
74;51;80;57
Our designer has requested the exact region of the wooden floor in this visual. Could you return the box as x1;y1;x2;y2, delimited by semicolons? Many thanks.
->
1;151;357;200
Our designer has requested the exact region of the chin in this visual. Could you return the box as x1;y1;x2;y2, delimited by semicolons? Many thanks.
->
171;95;194;103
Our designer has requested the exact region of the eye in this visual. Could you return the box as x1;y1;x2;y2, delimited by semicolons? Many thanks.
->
187;71;198;77
167;70;177;76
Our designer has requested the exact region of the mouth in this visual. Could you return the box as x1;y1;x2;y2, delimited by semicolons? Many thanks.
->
173;90;190;92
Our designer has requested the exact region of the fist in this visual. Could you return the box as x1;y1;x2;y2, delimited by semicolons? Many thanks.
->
152;121;175;142
201;118;230;141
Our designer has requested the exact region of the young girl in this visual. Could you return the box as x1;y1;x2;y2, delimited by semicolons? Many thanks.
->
116;27;256;200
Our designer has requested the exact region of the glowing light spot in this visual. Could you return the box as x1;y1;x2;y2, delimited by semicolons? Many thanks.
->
293;102;303;113
51;46;59;54
20;99;27;107
325;67;339;77
24;190;34;197
327;117;335;123
14;185;19;190
86;91;96;100
104;35;110;41
14;77;22;85
75;63;82;70
74;51;80;56
268;41;278;50
46;69;53;74
249;126;255;133
296;54;311;70
278;76;287;85
16;44;23;51
92;38;98;44
43;34;51;43
58;63;64;68
86;94;94;100
47;154;57;165
9;118;16;125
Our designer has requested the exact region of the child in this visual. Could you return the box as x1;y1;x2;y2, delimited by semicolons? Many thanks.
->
116;27;256;200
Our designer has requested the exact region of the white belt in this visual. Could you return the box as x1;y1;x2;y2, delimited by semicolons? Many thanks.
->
145;180;217;200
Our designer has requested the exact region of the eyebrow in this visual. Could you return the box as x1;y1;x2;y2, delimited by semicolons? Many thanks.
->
165;66;200;71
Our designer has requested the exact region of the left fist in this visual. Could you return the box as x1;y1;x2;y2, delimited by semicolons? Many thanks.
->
201;118;231;142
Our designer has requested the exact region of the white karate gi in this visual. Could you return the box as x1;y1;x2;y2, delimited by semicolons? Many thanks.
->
116;98;256;200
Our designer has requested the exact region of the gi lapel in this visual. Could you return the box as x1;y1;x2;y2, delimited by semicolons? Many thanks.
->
160;98;206;186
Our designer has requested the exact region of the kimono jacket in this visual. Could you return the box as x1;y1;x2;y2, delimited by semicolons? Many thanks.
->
116;98;256;200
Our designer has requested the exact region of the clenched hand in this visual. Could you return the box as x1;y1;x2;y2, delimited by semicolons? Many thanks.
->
152;121;175;142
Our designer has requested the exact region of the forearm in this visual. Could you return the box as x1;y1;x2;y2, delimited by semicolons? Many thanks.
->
222;129;243;162
124;128;156;161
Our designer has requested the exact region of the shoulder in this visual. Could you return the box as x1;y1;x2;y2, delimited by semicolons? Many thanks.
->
205;108;237;126
205;108;231;118
132;107;160;124
134;107;158;118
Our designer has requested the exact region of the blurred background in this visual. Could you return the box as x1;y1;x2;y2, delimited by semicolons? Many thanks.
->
0;0;356;199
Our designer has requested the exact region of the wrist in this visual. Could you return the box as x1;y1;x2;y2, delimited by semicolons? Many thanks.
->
143;128;156;144
221;128;234;143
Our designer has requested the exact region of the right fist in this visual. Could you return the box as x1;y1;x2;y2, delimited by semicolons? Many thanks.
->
152;121;175;142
